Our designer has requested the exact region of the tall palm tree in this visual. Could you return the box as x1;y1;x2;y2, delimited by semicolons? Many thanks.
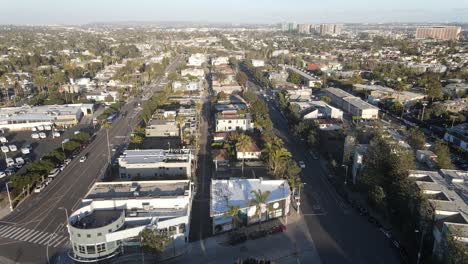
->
236;134;252;177
250;189;271;227
265;147;291;178
224;204;241;230
287;175;303;199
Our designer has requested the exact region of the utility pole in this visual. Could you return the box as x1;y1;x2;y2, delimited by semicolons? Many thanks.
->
5;182;13;211
342;164;348;185
420;101;428;121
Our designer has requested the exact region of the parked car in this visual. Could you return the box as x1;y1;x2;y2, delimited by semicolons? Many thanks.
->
15;157;25;165
44;125;52;131
0;136;7;143
5;168;15;176
8;145;17;152
298;161;306;168
0;171;6;178
48;168;60;178
58;164;67;171
37;125;44;131
1;146;9;153
33;184;45;193
39;132;46;139
21;146;31;155
53;132;61;138
5;158;15;167
31;133;40;139
64;158;72;165
31;127;37;132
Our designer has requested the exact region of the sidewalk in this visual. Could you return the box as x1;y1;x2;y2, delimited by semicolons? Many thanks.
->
166;213;321;264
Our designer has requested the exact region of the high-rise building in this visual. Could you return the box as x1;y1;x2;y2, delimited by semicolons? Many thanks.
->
319;24;344;36
298;24;311;34
288;22;297;32
415;26;462;41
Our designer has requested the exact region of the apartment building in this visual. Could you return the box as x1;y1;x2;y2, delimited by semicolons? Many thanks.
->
416;26;462;41
118;149;192;179
67;180;193;262
215;112;254;132
325;88;379;119
443;123;468;152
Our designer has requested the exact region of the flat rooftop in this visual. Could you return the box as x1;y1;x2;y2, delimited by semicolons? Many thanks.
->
211;179;290;216
119;149;191;164
343;97;379;110
85;180;190;200
71;210;123;229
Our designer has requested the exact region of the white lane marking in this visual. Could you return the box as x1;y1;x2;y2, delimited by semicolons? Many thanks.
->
0;226;19;237
17;229;39;241
28;230;45;242
10;228;31;240
38;233;56;245
30;232;49;243
0;225;10;232
3;227;25;238
51;236;67;247
0;226;15;235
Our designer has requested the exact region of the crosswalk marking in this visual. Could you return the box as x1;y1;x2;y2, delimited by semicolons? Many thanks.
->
18;229;39;241
3;227;23;237
30;232;49;243
0;226;15;235
10;228;30;239
0;225;67;248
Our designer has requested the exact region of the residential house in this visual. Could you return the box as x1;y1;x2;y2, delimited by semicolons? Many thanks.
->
444;123;468;152
236;141;261;160
215;112;254;132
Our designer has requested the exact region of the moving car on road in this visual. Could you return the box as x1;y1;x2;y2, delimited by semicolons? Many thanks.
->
299;161;306;168
79;154;88;162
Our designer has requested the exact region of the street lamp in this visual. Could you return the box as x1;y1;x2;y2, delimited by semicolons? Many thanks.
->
342;164;348;185
296;183;306;214
415;228;426;264
420;101;428;121
5;182;13;211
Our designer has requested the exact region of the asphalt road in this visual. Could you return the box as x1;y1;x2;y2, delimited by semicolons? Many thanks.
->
248;81;401;264
0;56;184;264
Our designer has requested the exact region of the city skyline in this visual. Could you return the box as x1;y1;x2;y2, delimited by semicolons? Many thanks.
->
0;0;467;25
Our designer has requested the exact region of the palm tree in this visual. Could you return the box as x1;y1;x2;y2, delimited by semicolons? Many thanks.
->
287;175;303;199
264;146;291;179
175;114;185;144
224;204;241;230
236;134;252;177
250;189;271;228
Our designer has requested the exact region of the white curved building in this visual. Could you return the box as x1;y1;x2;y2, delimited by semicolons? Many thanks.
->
67;180;193;262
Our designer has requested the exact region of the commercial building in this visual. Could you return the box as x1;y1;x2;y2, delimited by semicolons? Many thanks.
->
298;24;311;34
416;26;462;41
118;149;192;179
319;24;343;36
325;88;379;119
443;123;468;152
408;170;468;258
145;119;179;137
210;179;291;234
353;84;426;106
0;104;94;131
215;112;254;132
67;180;193;262
251;59;265;68
291;101;343;120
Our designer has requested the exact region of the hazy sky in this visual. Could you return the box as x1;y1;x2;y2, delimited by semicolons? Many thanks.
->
0;0;467;25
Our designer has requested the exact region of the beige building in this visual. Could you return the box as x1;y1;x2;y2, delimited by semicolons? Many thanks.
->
145;119;179;137
416;26;462;41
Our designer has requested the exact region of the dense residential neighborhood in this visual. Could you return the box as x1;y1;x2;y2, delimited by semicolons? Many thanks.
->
0;2;467;264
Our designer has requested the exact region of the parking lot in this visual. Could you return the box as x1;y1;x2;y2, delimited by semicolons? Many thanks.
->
0;119;95;187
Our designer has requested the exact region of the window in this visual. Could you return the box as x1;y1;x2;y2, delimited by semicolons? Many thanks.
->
86;245;96;254
169;226;177;235
97;233;102;236
87;234;91;238
108;229;112;232
97;243;106;253
77;234;81;237
78;245;86;254
179;223;186;233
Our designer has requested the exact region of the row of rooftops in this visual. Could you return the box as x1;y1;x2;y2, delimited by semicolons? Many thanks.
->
324;87;379;111
409;169;468;238
0;104;94;122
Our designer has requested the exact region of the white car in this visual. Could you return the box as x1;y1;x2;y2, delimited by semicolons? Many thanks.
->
44;125;52;131
31;127;37;132
64;158;72;165
53;131;61;138
48;168;60;178
5;158;15;167
298;161;306;169
33;184;45;193
15;157;25;165
39;132;47;139
0;171;5;178
79;155;87;162
31;133;39;139
1;146;9;153
21;146;31;155
37;125;44;131
0;136;7;143
8;145;17;152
